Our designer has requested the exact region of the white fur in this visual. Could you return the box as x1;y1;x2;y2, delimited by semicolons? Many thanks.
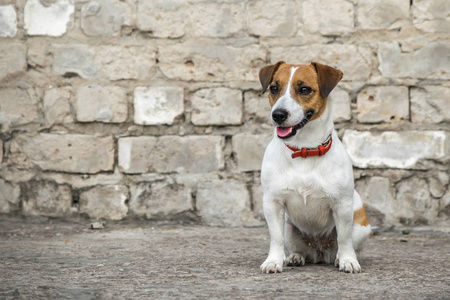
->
260;73;371;274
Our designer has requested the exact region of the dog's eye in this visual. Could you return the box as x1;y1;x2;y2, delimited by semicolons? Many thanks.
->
269;85;278;94
299;87;312;95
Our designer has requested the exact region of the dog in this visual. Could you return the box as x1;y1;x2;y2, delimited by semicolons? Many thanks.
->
259;61;371;273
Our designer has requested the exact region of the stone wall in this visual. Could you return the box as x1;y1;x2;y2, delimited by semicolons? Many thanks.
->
0;0;449;228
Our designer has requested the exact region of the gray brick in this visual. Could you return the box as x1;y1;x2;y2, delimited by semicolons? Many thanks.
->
0;88;39;131
0;44;26;81
189;2;244;37
53;44;97;79
303;0;353;35
129;181;192;218
247;0;297;37
244;91;271;123
196;179;253;226
191;88;243;126
81;0;133;37
411;86;450;123
137;0;187;38
0;179;20;214
24;0;74;36
331;87;351;123
159;42;266;82
378;42;450;79
118;136;224;174
343;130;447;169
43;87;73;125
94;46;156;81
9;134;115;174
357;86;409;123
22;181;72;217
232;134;272;172
412;0;450;33
134;87;184;125
75;85;127;123
79;185;128;220
358;0;409;30
0;5;17;37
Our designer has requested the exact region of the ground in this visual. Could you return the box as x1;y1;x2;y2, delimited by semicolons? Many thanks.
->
0;216;449;299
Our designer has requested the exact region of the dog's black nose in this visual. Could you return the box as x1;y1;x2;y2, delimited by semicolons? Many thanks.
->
272;109;288;125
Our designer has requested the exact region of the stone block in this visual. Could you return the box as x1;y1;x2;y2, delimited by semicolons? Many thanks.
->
342;130;447;169
395;177;438;225
191;88;243;126
79;185;128;220
355;177;394;223
412;0;450;33
0;179;21;214
303;0;353;35
378;41;450;80
94;46;156;81
196;180;253;226
411;86;450;124
137;0;187;38
75;85;127;123
246;0;297;37
24;0;74;36
330;87;351;123
53;44;97;79
43;87;73;125
0;5;17;37
129;181;192;218
9;133;115;174
21;181;72;217
232;134;272;172
118;136;224;174
244;91;271;122
159;42;266;81
81;0;133;37
429;172;449;198
0;44;27;81
271;44;371;81
189;2;244;37
0;88;39;130
53;45;156;80
357;0;409;30
134;87;184;125
357;86;409;123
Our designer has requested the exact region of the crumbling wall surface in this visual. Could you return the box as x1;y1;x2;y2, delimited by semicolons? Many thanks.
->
0;0;448;228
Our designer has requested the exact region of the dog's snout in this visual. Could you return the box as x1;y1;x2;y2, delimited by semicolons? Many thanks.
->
272;109;288;125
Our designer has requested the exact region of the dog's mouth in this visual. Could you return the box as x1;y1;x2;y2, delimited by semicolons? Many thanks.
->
276;110;314;139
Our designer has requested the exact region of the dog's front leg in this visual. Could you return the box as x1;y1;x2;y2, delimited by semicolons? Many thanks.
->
260;196;286;273
333;199;361;273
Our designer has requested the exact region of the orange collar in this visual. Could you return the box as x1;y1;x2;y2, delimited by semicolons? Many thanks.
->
285;134;332;159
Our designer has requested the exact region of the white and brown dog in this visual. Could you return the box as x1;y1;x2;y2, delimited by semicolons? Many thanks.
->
259;61;371;274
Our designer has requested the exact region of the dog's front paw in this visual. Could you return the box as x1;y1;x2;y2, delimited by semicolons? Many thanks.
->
260;257;284;274
285;253;305;266
334;254;361;273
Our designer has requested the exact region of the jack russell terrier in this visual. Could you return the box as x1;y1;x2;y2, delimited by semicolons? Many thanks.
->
259;61;371;274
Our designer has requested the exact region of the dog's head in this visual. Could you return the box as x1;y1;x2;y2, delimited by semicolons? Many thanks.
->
259;62;343;139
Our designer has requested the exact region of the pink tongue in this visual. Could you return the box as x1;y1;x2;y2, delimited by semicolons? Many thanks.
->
277;126;293;137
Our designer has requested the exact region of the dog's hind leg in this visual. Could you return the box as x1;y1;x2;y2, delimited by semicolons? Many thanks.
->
284;221;308;266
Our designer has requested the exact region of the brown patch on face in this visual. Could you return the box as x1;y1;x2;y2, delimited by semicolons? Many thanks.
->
266;64;332;121
289;65;326;121
353;205;370;227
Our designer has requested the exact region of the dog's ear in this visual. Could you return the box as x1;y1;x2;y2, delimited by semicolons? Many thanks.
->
311;62;343;98
259;61;285;94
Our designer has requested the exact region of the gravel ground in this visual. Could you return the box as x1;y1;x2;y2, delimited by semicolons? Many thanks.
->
0;216;449;300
